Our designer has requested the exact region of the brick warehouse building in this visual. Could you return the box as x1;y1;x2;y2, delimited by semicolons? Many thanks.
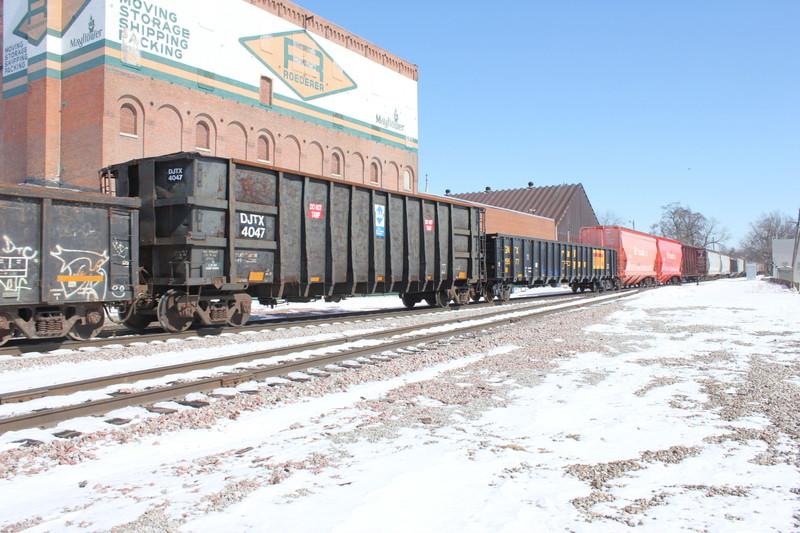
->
448;183;599;243
1;0;419;192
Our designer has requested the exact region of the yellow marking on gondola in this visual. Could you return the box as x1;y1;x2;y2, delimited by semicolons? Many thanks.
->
57;275;103;282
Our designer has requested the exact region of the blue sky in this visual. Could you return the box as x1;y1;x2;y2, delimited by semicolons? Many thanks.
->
298;0;799;246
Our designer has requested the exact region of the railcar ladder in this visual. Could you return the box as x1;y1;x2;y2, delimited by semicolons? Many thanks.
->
109;207;137;299
479;208;487;282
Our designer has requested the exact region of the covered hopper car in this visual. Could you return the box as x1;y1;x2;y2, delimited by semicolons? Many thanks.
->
580;226;658;287
730;257;744;277
655;236;683;285
719;254;732;277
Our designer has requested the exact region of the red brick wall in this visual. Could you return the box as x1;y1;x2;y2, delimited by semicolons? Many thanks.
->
95;66;418;192
0;96;28;183
24;76;63;180
484;207;556;240
2;63;418;190
60;68;106;186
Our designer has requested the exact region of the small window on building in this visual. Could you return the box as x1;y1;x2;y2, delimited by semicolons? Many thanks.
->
196;121;210;151
260;76;273;106
370;162;379;183
331;152;342;177
120;104;137;137
403;170;412;191
257;136;270;163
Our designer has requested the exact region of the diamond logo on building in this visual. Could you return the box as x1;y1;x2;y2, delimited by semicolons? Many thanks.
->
240;30;357;101
14;0;92;45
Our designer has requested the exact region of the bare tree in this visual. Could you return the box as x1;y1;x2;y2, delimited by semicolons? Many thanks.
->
598;210;625;226
738;211;797;264
649;202;729;248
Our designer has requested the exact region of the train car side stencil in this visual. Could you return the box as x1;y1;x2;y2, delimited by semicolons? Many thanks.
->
0;236;39;300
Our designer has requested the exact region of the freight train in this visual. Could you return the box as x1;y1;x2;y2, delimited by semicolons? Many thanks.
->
0;152;746;345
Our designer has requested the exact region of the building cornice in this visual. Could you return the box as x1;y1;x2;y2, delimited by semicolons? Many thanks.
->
246;0;418;81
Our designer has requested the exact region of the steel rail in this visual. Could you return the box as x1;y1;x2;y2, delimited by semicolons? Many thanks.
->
0;293;589;404
0;290;637;434
0;291;580;356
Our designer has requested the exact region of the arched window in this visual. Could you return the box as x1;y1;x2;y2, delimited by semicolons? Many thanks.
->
120;104;137;136
331;152;342;176
369;162;379;183
195;121;210;151
403;169;412;191
257;135;270;162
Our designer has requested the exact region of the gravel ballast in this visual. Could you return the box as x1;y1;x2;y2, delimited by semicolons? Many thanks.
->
0;279;798;532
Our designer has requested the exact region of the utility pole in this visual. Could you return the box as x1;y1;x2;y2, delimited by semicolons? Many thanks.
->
791;208;800;278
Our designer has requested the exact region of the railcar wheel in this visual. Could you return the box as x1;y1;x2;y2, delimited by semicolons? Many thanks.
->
424;296;436;307
227;292;252;327
435;290;450;308
228;312;250;327
571;284;578;293
123;314;153;331
0;313;14;346
67;308;105;341
483;283;495;302
499;285;512;302
228;308;251;327
158;290;194;333
401;294;418;309
455;291;472;306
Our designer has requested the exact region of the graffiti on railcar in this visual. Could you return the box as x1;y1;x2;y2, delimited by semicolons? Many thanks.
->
112;240;131;264
49;245;109;301
0;236;39;300
110;240;132;299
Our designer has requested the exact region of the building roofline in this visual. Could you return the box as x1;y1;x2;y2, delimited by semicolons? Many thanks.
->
437;196;555;222
246;0;419;81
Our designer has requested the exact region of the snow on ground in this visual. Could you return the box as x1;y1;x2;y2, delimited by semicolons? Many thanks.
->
1;279;799;532
247;285;572;319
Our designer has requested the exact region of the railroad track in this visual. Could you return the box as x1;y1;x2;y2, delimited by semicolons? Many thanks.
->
0;291;579;357
0;290;638;437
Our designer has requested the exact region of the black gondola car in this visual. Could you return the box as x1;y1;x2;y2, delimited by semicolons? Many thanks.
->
486;233;618;299
0;183;139;345
104;153;484;331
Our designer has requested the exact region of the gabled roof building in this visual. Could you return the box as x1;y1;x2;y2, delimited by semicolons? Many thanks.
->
447;183;598;243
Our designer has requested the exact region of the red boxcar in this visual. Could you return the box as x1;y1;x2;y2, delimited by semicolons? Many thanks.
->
681;245;707;282
580;226;658;287
655;237;683;284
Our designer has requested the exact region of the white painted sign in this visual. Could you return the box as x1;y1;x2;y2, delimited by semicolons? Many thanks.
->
374;204;386;237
